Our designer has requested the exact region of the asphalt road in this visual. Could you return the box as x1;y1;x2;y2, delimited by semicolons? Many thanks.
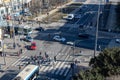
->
0;0;119;80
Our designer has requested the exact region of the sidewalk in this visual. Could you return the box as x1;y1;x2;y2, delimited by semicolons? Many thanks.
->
0;37;26;71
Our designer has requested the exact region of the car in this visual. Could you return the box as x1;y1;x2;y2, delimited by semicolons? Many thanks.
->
24;35;33;42
66;41;74;45
35;27;44;31
30;42;37;50
115;39;120;43
66;14;74;20
24;12;32;16
53;35;66;42
78;33;90;39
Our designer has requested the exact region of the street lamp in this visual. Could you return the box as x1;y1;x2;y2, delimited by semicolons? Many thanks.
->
68;40;79;78
3;42;6;65
94;0;101;57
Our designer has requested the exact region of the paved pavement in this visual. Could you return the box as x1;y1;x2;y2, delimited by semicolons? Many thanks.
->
1;0;118;79
0;1;80;78
105;3;117;31
34;1;74;21
0;36;27;77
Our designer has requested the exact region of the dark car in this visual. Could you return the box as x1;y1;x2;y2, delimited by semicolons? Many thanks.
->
35;27;44;31
78;33;90;39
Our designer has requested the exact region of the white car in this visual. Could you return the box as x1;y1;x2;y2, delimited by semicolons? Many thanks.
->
115;39;120;43
67;14;74;20
53;35;66;42
66;41;74;45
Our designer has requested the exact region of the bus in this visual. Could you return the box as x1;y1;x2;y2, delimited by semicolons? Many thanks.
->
13;65;39;80
15;25;33;35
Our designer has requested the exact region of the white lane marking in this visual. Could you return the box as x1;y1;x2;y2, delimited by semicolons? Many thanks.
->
11;56;24;66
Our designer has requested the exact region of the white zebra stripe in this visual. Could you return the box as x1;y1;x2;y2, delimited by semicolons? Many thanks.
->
55;62;65;75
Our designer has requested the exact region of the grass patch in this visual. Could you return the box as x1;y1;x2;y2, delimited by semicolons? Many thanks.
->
43;12;67;22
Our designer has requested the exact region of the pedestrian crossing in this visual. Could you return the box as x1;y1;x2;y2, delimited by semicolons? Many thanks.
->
11;56;30;67
39;61;71;77
11;55;71;77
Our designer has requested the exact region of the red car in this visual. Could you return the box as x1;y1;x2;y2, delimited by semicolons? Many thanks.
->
30;42;37;50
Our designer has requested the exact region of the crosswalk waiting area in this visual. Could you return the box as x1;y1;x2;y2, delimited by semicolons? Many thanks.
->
11;56;71;77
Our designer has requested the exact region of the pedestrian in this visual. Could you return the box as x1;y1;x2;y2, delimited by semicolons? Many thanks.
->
4;53;6;57
75;59;78;64
45;52;47;56
37;60;40;65
46;54;49;58
31;56;33;60
39;52;42;56
20;49;22;54
28;61;30;65
19;65;21;70
45;52;48;58
34;55;37;60
54;56;56;62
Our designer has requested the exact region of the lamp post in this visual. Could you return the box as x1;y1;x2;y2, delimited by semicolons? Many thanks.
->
3;42;6;65
94;0;101;58
11;0;16;49
70;40;79;78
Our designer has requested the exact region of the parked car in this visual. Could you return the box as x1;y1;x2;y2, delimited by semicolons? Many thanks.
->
24;35;33;42
78;33;90;39
35;27;44;31
115;39;120;43
66;14;74;20
24;12;32;16
66;41;74;45
30;42;37;50
53;35;66;42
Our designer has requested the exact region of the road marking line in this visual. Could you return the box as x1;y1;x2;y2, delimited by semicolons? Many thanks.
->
51;62;61;74
11;56;24;66
64;66;70;76
55;62;65;75
60;64;68;75
42;65;50;72
15;56;27;66
39;66;46;72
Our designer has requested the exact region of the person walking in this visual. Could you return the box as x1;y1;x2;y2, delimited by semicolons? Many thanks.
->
19;65;21;70
54;56;57;62
39;52;42;56
75;59;78;64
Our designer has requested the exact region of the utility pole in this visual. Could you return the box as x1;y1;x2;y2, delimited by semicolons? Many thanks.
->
2;0;12;65
3;42;6;65
94;0;101;58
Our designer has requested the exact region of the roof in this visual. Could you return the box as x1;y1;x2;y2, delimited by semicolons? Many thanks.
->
15;65;39;80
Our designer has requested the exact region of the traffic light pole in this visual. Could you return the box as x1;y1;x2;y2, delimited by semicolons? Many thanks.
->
94;0;101;58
